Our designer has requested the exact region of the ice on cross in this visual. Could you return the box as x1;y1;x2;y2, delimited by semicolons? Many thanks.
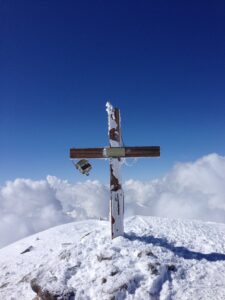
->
70;102;160;238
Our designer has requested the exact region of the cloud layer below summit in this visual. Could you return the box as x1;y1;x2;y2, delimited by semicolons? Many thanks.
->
1;153;225;248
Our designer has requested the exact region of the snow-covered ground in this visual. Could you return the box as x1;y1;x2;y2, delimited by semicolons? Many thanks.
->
1;216;225;299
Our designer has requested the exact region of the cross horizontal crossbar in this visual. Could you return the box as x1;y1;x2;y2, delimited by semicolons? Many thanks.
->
70;146;160;159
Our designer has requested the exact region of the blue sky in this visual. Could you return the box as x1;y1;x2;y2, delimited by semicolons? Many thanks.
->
0;0;225;184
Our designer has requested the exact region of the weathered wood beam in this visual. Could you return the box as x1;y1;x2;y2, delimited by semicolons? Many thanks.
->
70;146;160;159
70;148;104;159
125;146;160;157
108;106;124;239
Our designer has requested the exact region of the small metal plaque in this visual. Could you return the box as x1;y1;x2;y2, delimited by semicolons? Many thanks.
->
104;147;125;157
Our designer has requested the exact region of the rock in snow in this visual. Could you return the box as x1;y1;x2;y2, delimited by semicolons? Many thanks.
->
0;216;225;299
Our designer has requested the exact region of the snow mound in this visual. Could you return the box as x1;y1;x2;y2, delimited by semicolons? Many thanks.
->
1;216;225;299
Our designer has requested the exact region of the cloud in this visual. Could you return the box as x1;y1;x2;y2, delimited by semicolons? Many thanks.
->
46;176;109;220
124;153;225;222
0;178;72;248
0;153;225;248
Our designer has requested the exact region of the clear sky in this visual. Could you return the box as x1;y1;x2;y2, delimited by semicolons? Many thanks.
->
0;0;225;184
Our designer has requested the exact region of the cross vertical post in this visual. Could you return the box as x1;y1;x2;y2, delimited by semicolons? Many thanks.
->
70;102;160;240
106;103;124;238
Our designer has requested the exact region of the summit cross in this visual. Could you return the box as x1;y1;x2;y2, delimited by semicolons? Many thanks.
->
70;102;160;239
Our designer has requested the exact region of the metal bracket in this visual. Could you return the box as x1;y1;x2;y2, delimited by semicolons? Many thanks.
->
103;147;125;158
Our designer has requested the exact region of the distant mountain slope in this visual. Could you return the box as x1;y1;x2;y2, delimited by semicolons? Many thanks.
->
1;216;225;299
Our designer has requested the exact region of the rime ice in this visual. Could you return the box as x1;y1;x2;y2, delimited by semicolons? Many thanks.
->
106;102;124;238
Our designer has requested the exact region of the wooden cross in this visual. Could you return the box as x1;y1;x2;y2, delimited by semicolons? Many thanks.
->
70;102;160;239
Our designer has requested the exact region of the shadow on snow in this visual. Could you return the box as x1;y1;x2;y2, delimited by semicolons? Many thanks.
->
125;233;225;262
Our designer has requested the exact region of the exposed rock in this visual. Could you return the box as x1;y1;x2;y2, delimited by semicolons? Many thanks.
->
101;277;107;284
147;262;160;275
97;254;112;262
20;245;34;254
18;273;31;283
0;282;9;289
61;243;72;247
80;232;92;240
110;269;119;276
30;278;75;300
59;249;71;261
137;249;157;258
167;264;176;272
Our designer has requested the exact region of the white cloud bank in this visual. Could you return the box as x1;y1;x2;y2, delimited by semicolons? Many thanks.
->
0;179;72;248
124;153;225;222
0;153;225;248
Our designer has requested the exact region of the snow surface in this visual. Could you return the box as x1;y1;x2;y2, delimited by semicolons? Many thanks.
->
1;216;225;299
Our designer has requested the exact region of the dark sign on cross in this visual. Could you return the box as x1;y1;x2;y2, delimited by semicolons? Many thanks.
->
70;102;160;239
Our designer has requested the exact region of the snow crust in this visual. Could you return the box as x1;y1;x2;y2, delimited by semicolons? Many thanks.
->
1;216;225;299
